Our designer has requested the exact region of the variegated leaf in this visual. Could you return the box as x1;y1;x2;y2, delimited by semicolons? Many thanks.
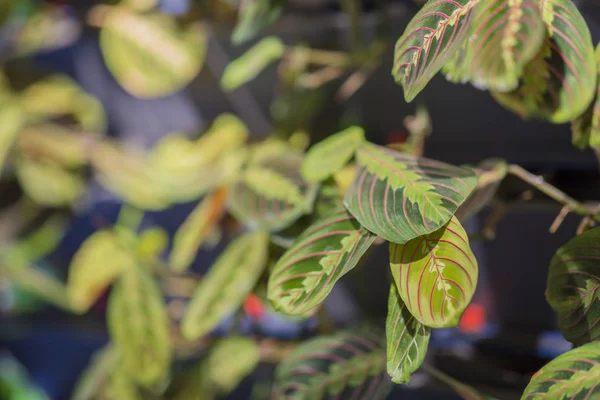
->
221;36;285;92
392;0;480;102
268;208;376;315
455;158;507;221
0;103;23;177
546;227;600;346
108;265;171;386
232;0;287;45
68;230;135;313
522;341;600;399
389;216;478;328
16;157;85;207
571;43;600;150
228;153;319;232
169;187;228;273
181;231;269;340
100;6;207;98
386;285;430;384
206;337;261;394
466;0;545;92
344;143;477;244
300;126;365;183
441;37;474;84
274;330;392;400
491;0;596;124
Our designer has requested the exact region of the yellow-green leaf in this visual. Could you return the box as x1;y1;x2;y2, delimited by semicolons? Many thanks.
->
206;337;260;394
0;103;23;177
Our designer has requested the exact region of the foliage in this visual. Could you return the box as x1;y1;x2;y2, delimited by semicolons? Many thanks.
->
2;0;600;399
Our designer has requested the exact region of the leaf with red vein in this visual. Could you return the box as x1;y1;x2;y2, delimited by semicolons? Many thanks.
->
455;158;507;221
522;341;600;399
466;0;545;92
274;329;391;400
491;0;596;124
228;152;319;232
268;208;376;315
546;227;600;346
344;143;477;244
389;216;478;328
392;0;480;102
386;284;430;383
571;43;600;150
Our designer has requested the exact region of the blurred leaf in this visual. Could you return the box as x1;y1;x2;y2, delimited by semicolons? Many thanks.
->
392;0;478;102
247;138;293;165
465;0;545;92
401;106;432;157
207;337;260;394
546;227;600;346
67;230;136;313
425;365;495;400
169;187;228;273
344;143;476;244
455;159;507;221
300;126;365;183
17;6;82;56
181;231;269;340
232;0;287;45
521;341;600;400
288;130;310;152
19;75;106;133
136;227;169;263
221;36;285;92
572;43;600;150
100;7;207;98
18;124;90;169
492;0;596;124
16;157;85;207
167;361;214;400
332;164;356;197
389;216;478;328
122;0;158;11
268;208;375;315
108;265;172;386
72;346;118;400
0;103;24;177
228;153;319;232
3;216;67;266
274;330;392;399
386;285;430;384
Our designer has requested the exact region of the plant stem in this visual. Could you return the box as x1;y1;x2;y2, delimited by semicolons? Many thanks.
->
423;364;487;400
284;47;352;67
341;0;364;52
116;203;145;233
507;164;600;221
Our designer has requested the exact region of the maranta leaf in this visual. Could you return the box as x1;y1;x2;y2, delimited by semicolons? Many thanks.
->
386;285;430;384
389;216;478;328
571;43;600;150
522;341;600;400
344;143;476;244
392;0;480;102
546;227;600;346
181;231;269;340
232;0;287;45
455;158;507;221
268;208;376;315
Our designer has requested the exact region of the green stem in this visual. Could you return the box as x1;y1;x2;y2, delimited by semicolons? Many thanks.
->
284;46;352;67
115;203;145;233
341;0;364;52
507;164;600;221
423;364;487;400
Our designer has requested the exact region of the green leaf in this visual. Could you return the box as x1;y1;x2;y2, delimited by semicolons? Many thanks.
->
169;187;228;273
491;0;596;124
392;0;480;102
228;153;319;232
441;37;474;84
108;265;171;386
268;208;375;315
100;7;207;98
455;158;507;221
0;103;24;177
389;216;478;328
206;337;261;394
386;284;430;384
300;126;365;183
18;124;90;169
546;227;600;346
181;231;270;340
274;330;392;400
221;36;285;92
344;143;477;244
521;341;600;399
16;157;85;207
425;365;496;400
571;43;600;150
232;0;287;45
67;230;135;313
166;361;215;400
465;0;545;92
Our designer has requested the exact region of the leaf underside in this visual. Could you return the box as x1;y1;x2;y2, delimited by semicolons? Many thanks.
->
268;208;376;315
344;143;477;244
389;216;478;328
546;227;600;346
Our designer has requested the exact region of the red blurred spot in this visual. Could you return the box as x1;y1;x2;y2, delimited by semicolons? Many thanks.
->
386;128;409;145
244;294;265;321
459;304;486;334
